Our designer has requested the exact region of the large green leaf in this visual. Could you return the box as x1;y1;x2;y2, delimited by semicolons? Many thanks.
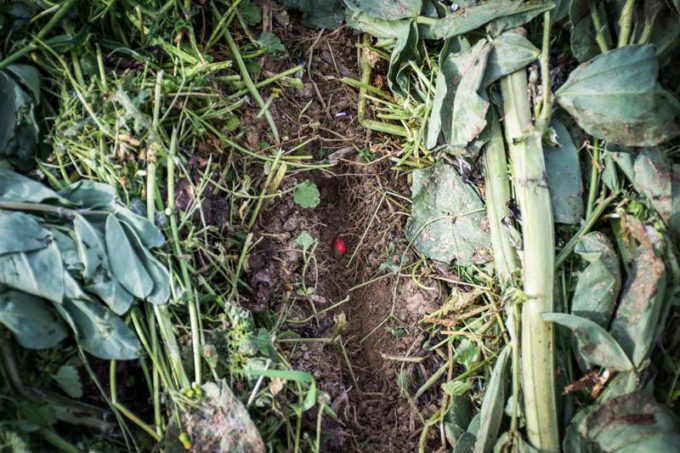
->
482;31;540;88
59;180;116;210
52;230;82;272
610;227;667;367
405;162;491;265
542;313;633;371
567;393;680;451
0;242;64;303
0;210;51;255
555;45;680;146
474;346;509;453
115;206;164;248
5;64;40;101
0;290;67;349
345;0;421;19
104;215;153;299
449;40;491;152
387;21;419;97
571;232;621;328
0;168;70;204
73;216;105;281
59;298;140;360
121;222;171;305
544;119;583;224
423;1;554;40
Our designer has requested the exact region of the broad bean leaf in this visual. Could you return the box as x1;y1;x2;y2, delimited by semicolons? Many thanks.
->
555;45;680;146
632;149;671;223
405;162;491;265
73;216;105;281
424;1;554;40
122;222;171;305
474;345;509;453
0;290;67;349
571;232;621;328
485;1;556;38
610;228;667;367
0;210;51;255
59;180;116;210
0;70;39;170
59;298;140;360
345;0;422;19
426;43;466;149
444;394;473;448
105;215;153;299
345;8;408;38
5;64;40;101
52;230;81;272
544;119;583;224
449;41;491;152
0;168;69;205
278;0;345;28
542;313;634;371
566;393;680;451
482;31;540;88
0;241;64;303
115;206;165;248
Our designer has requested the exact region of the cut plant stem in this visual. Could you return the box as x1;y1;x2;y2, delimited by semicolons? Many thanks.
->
500;68;559;451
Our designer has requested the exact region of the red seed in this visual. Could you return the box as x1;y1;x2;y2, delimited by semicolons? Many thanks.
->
333;237;347;257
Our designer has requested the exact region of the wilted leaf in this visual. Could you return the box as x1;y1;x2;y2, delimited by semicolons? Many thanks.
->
632;149;671;222
567;393;680;451
0;210;51;255
0;70;39;170
59;180;116;210
474;345;510;453
0;241;64;303
482;31;540;88
293;180;320;208
51;365;83;398
571;232;621;328
59;298;140;360
610;223;667;367
544;119;583;224
115;206;164;249
424;1;554;40
278;0;345;28
52;230;81;272
555;45;680;146
542;313;634;371
122;222;171;305
105;215;153;299
406;162;491;265
0;290;67;349
345;0;422;19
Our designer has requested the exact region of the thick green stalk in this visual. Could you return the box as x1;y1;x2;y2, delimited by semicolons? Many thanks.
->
483;110;518;287
617;0;636;48
500;70;559;452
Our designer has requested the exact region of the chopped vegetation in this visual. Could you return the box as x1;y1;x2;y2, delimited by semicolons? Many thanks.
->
1;1;680;452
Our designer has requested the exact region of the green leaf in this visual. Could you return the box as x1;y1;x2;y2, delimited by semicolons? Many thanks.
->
444;394;473;447
542;313;634;371
405;162;491;265
296;231;315;251
448;40;491;152
0;168;69;205
52;230;81;272
0;290;67;349
293;180;320;208
632;149;671;223
610;227;667;367
257;32;285;56
59;298;140;360
442;380;472;397
423;1;555;40
571;232;621;328
278;0;345;28
474;345;509;453
456;339;480;369
568;393;680;451
0;70;39;171
544;119;584;224
555;45;680;146
51;365;83;398
346;0;422;19
105;215;153;299
115;206;164;248
238;0;261;26
0;210;51;255
121;222;171;305
482;31;540;88
59;180;116;210
5;64;40;101
0;241;64;303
